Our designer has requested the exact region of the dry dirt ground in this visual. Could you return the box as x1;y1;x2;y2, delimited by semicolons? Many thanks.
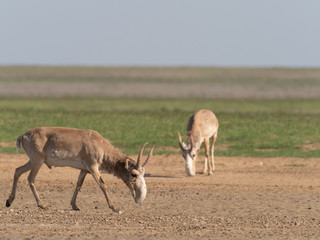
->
0;153;319;239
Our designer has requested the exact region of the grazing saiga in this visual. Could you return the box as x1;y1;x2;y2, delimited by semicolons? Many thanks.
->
178;109;219;176
6;127;155;212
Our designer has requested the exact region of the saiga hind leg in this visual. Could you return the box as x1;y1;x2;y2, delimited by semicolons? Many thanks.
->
6;160;32;207
27;159;46;209
210;131;218;173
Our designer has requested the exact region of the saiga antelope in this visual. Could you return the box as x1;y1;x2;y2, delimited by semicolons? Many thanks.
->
6;127;155;212
178;109;219;176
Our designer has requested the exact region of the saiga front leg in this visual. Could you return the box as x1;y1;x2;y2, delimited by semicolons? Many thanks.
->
203;139;210;175
71;170;88;211
89;166;120;212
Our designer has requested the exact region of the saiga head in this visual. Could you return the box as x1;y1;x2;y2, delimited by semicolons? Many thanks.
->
178;132;197;176
125;143;155;204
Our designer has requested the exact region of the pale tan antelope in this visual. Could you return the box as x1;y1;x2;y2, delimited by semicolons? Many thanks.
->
6;127;155;212
178;109;219;176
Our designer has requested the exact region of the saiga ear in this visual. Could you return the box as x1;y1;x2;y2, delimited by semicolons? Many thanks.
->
125;159;130;170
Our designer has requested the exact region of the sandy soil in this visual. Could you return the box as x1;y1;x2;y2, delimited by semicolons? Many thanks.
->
0;153;319;239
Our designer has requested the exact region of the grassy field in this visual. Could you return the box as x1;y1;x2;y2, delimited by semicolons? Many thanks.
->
1;98;319;158
1;66;319;157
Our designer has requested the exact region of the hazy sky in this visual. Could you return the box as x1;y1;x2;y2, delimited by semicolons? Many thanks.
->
1;0;319;67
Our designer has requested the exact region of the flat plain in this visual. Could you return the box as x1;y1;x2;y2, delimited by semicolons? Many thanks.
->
0;67;319;239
